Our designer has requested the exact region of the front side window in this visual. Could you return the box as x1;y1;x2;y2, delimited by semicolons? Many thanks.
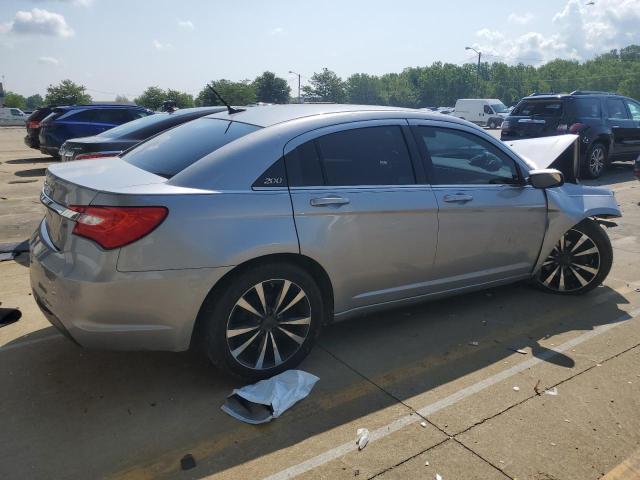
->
417;126;520;185
606;98;629;120
625;100;640;121
123;118;260;178
316;126;415;186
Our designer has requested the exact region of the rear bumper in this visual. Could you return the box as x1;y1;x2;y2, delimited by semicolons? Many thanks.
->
24;133;39;149
29;220;233;352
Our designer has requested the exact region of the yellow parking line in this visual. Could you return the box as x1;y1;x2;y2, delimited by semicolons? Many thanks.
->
601;448;640;480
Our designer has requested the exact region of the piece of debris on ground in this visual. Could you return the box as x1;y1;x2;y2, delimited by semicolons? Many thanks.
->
356;428;369;450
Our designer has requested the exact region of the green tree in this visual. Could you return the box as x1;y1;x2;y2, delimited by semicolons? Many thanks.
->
302;68;346;102
134;86;166;110
26;94;44;109
165;89;195;108
253;71;290;103
345;73;384;105
44;79;91;106
196;80;256;106
4;91;27;109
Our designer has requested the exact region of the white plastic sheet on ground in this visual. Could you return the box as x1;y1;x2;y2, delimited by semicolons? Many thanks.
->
221;370;319;424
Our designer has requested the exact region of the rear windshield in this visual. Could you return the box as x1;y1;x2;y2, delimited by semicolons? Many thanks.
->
27;108;52;122
512;100;563;117
123;118;260;178
97;112;166;139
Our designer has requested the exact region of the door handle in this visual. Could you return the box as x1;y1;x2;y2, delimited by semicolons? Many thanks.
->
310;195;350;207
443;194;473;203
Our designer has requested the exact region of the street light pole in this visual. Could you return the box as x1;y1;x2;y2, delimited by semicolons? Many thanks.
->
289;70;301;103
465;47;482;96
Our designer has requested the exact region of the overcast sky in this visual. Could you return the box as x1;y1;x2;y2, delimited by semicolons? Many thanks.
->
1;0;639;100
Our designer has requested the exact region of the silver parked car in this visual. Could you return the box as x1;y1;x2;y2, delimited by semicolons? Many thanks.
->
31;105;621;378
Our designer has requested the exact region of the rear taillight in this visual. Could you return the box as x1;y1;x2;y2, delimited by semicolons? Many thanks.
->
68;206;168;249
558;123;585;134
75;152;120;161
27;121;40;129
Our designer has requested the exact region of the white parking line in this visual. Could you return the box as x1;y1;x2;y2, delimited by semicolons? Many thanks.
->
262;306;640;480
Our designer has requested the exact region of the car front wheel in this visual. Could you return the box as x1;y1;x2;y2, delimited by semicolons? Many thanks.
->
203;263;325;379
534;220;612;295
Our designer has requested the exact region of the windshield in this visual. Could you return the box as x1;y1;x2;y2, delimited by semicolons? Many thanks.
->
123;118;260;178
490;103;509;113
97;112;164;138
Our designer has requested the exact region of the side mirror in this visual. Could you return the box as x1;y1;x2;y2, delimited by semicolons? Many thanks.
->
529;169;565;188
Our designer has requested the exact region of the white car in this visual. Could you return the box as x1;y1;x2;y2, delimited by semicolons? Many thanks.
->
452;99;509;129
0;107;27;126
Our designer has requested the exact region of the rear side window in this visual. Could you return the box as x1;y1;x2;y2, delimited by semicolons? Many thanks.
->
285;141;324;186
512;100;563;117
123;118;260;178
316;126;415;186
67;109;96;122
93;109;134;124
27;108;52;122
572;98;602;118
606;98;629;120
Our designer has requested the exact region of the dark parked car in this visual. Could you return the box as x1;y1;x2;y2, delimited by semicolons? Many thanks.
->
59;107;227;162
501;91;640;178
24;107;55;149
634;155;640;181
38;104;152;158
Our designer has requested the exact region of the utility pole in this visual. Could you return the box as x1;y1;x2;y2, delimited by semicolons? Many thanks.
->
289;70;301;103
465;47;482;96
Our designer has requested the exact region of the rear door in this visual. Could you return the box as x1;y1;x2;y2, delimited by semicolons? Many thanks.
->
410;120;547;290
285;120;440;313
610;98;640;160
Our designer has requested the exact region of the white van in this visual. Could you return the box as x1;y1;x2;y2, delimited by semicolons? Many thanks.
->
452;99;509;128
0;107;27;126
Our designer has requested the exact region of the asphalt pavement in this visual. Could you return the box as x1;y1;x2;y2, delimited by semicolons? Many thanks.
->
1;126;639;480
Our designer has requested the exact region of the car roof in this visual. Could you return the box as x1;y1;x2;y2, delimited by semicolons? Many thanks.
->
161;106;226;116
205;103;455;128
56;104;147;111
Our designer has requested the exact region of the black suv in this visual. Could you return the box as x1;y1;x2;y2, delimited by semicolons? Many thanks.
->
501;91;640;178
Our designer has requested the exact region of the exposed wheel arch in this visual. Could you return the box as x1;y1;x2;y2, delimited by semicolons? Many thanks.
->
190;253;334;349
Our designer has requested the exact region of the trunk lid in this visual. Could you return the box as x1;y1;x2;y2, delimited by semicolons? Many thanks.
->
42;158;167;251
502;97;565;139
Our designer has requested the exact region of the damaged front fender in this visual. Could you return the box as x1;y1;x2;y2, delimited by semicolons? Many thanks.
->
533;183;622;274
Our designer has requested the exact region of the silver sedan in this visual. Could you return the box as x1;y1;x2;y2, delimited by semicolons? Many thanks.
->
30;105;621;378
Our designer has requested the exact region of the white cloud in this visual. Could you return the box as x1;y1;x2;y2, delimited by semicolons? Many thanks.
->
178;19;194;30
508;12;534;25
152;39;174;51
269;27;284;36
474;0;640;65
38;56;59;65
4;8;74;37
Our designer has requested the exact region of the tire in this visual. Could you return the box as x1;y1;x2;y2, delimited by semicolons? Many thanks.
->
488;120;496;129
534;219;612;295
202;262;325;379
582;142;608;179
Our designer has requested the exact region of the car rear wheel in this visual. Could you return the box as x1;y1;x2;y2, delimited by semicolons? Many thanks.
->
534;220;612;295
488;120;497;129
583;142;607;179
203;263;325;379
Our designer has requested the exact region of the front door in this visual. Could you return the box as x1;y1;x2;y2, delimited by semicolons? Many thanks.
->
409;121;547;291
606;97;638;160
284;121;439;314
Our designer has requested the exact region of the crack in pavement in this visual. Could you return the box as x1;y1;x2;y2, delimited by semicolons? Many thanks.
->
317;335;640;480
